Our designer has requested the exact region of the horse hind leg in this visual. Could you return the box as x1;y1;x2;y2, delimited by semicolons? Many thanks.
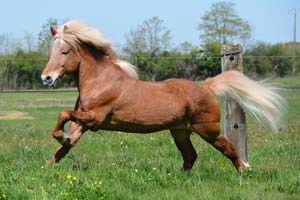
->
170;129;197;171
192;122;249;170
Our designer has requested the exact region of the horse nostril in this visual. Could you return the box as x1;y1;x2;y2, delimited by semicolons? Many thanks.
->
45;76;52;82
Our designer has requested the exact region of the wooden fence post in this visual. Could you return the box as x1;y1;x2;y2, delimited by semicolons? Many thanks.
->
221;44;248;164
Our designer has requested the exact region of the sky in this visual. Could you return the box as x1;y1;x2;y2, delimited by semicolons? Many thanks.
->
0;0;299;49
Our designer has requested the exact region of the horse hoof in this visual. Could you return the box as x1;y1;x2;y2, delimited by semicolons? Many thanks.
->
239;160;250;170
47;158;55;166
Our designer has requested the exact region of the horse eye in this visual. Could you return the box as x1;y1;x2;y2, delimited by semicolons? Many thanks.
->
62;51;69;55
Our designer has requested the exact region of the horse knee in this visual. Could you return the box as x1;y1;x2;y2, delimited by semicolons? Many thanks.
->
58;110;70;123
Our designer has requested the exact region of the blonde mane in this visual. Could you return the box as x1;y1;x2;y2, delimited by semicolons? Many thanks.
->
57;20;139;79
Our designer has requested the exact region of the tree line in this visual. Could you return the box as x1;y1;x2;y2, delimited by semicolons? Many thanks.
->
0;2;299;90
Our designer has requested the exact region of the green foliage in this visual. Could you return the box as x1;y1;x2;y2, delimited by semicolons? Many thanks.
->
244;42;299;77
0;77;300;199
270;44;293;77
0;50;47;89
244;42;273;75
198;42;222;77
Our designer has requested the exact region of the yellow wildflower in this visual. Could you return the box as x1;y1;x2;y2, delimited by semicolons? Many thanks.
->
94;181;102;187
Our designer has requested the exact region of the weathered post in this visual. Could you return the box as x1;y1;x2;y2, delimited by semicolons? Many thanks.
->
221;44;248;165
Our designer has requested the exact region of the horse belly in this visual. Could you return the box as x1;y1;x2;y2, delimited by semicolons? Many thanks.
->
108;99;188;132
101;117;188;133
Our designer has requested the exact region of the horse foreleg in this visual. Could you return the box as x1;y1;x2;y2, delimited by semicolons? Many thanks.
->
47;145;72;165
48;125;86;165
51;110;95;145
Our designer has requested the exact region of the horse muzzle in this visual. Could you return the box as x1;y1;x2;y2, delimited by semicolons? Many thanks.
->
41;73;59;87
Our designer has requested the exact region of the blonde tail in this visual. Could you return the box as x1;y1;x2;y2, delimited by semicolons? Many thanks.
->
204;70;286;133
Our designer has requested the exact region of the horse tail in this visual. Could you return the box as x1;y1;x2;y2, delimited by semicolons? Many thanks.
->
204;70;286;133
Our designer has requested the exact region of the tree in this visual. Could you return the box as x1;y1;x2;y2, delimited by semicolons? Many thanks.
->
123;26;147;63
176;41;194;54
0;34;9;55
24;32;36;52
38;18;58;55
199;42;222;77
270;43;293;77
244;41;298;77
244;42;273;76
0;50;47;89
123;17;173;80
141;16;172;53
123;16;172;60
198;1;251;45
0;34;22;55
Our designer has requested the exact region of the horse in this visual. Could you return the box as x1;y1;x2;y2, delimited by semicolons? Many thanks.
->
41;20;285;171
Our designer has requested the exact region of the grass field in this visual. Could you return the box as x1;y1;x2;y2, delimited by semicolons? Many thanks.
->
0;77;300;200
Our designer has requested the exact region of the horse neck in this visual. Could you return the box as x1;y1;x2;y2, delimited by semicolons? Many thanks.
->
74;44;127;92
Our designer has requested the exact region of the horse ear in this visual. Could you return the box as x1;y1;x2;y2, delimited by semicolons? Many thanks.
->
63;25;69;32
50;27;58;36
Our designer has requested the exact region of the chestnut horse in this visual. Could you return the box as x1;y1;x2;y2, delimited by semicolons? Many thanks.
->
41;20;285;171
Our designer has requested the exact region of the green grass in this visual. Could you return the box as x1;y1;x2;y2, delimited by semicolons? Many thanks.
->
0;77;300;200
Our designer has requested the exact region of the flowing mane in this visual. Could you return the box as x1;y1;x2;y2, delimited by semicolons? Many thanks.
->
56;20;138;79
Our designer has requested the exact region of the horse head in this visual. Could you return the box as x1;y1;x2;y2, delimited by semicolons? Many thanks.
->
41;26;81;87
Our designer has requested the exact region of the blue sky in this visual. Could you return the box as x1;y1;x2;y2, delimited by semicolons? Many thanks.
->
0;0;298;48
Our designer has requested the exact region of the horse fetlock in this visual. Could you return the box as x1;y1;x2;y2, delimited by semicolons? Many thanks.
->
52;130;71;145
183;155;197;171
238;159;250;170
183;162;194;171
232;159;250;171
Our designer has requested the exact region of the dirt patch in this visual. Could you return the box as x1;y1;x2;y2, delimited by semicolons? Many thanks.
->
0;111;34;120
18;98;76;108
